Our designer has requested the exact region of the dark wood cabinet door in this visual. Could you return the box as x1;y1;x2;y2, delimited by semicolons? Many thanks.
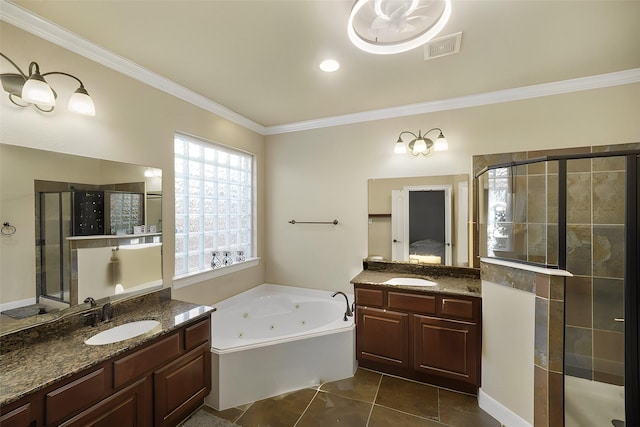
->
356;307;409;367
413;315;478;385
45;368;107;426
0;402;34;427
154;345;211;427
59;378;149;427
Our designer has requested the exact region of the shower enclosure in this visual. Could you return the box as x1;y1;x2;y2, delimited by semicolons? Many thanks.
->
35;180;145;306
476;149;639;427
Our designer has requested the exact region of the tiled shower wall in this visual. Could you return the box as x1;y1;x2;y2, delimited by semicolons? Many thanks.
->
564;154;627;386
474;142;639;387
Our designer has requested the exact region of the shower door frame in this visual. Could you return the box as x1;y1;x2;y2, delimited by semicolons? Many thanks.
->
624;153;639;427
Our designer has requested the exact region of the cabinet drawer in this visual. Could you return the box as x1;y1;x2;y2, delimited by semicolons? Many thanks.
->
46;368;106;425
113;333;181;388
59;378;149;427
439;297;475;321
388;292;436;314
0;402;33;427
355;288;383;307
185;319;210;351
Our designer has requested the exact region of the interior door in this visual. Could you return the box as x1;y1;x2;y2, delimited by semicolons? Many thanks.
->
391;190;406;261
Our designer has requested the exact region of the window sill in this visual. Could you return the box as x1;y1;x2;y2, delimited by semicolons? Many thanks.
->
172;257;260;290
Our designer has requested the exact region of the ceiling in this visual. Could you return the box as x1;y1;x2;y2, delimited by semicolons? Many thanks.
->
4;0;640;132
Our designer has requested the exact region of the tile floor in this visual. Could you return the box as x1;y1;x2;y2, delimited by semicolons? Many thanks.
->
205;368;502;427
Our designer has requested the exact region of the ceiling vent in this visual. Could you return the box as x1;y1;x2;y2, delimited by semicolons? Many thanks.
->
424;32;462;60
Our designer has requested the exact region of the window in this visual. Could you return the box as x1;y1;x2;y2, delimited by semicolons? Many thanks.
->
174;133;253;278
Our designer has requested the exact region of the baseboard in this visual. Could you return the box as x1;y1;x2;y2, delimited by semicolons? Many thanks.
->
478;388;532;427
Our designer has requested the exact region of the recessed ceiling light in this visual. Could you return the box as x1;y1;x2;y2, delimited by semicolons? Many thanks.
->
319;59;340;72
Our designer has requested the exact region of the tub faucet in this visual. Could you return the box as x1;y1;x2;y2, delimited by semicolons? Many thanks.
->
332;291;353;321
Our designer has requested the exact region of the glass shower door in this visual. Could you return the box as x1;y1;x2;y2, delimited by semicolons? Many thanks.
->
39;192;72;302
564;155;630;427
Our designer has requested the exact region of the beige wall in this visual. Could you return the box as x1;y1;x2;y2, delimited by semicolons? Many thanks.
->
481;279;536;424
0;23;266;306
264;84;640;292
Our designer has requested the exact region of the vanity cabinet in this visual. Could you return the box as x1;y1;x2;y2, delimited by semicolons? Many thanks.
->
354;285;481;393
0;317;211;427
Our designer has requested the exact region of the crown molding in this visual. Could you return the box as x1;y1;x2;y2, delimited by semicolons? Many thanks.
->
264;68;640;135
3;0;639;137
0;0;267;135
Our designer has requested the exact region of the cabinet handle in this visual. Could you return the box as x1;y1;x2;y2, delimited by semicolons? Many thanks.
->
614;318;624;322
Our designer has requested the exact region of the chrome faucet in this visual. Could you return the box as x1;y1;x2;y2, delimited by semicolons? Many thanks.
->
83;298;113;326
332;291;353;321
101;303;113;323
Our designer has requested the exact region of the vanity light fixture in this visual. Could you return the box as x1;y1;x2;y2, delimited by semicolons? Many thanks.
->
347;0;452;55
394;128;448;156
0;52;96;116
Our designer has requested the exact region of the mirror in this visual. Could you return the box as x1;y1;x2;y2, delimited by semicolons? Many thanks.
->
368;174;470;267
0;144;162;333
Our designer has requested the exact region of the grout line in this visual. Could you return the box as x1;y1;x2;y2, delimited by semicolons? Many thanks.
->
292;387;321;427
374;403;445;424
437;387;441;423
365;374;384;426
233;402;253;424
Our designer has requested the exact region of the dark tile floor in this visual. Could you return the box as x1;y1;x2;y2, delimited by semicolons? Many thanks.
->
205;368;502;427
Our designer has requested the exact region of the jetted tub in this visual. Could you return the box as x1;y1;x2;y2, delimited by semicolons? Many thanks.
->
204;283;357;410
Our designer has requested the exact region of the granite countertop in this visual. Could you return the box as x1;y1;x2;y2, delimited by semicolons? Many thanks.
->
351;260;481;297
0;291;214;407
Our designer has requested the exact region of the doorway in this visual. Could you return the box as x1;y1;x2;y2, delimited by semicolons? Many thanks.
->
391;185;452;265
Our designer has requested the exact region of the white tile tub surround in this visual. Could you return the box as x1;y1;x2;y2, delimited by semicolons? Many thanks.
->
205;284;357;410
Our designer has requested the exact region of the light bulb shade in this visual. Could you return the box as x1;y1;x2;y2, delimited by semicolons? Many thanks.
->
413;138;428;154
68;86;95;116
21;75;55;106
394;139;407;154
434;135;448;151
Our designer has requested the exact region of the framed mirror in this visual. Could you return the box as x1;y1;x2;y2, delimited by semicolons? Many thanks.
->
0;144;163;333
368;174;470;267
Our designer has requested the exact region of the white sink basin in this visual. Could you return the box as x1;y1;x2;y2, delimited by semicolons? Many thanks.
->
85;320;161;345
383;277;438;287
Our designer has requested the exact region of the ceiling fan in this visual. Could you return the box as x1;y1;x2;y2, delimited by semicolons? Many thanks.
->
348;0;452;54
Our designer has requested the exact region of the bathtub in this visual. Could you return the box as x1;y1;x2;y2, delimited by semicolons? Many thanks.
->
204;284;357;410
